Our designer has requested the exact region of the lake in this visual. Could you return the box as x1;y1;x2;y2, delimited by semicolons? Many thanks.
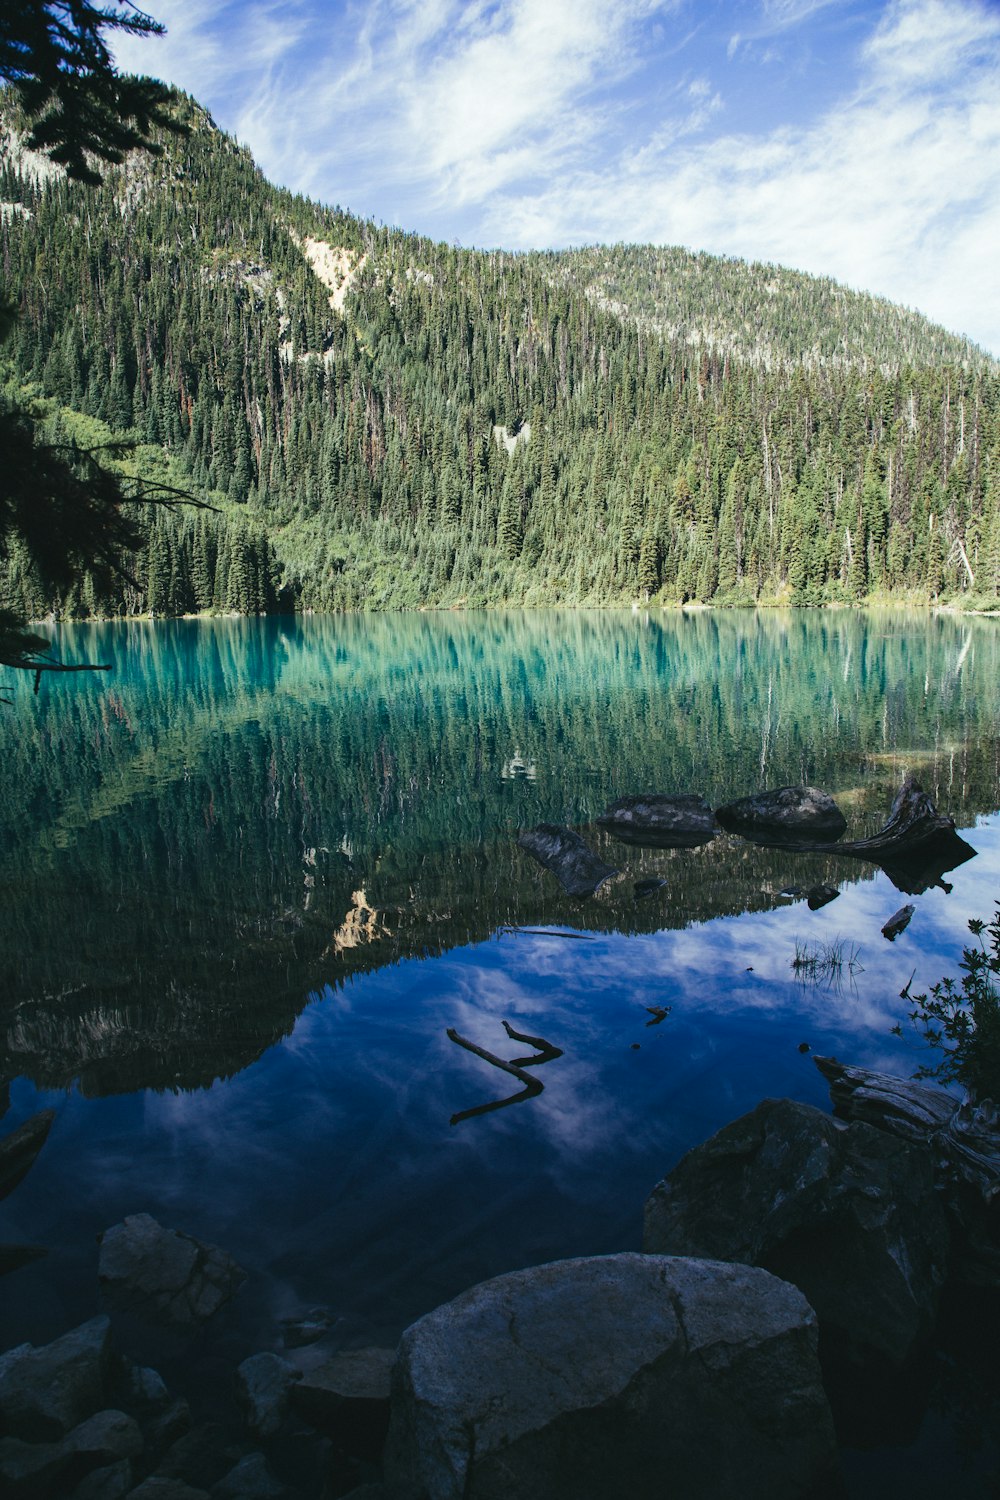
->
2;608;1000;1490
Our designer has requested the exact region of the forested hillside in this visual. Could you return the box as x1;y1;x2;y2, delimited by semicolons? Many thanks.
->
2;89;999;617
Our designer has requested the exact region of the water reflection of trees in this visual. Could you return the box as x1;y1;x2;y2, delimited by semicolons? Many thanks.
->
1;610;998;1099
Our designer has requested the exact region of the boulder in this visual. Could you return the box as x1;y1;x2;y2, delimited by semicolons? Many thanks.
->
126;1480;210;1500
98;1214;245;1328
156;1423;247;1490
0;1434;74;1500
642;1097;950;1366
291;1347;394;1455
383;1252;839;1500
66;1410;143;1464
0;1316;114;1441
715;786;847;842
595;794;717;849
235;1354;301;1439
211;1452;286;1499
0;1410;141;1500
69;1458;134;1499
516;825;618;898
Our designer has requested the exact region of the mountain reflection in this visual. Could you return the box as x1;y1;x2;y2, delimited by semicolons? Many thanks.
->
1;608;998;1100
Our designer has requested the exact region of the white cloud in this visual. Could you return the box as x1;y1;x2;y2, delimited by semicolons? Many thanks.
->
479;0;1000;351
111;0;1000;352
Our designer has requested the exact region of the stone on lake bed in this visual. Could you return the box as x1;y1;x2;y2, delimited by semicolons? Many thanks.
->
715;786;847;841
596;793;718;848
517;824;619;898
98;1214;246;1328
384;1252;839;1500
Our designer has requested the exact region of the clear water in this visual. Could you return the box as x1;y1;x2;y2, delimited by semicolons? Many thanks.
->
1;608;999;1488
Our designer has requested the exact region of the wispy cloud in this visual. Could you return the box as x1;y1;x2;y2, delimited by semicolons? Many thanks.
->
112;0;1000;352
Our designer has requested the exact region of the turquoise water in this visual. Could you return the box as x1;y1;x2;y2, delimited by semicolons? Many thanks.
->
1;609;999;1481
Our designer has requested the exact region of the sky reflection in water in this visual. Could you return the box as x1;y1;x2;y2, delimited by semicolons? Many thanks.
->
1;609;999;1364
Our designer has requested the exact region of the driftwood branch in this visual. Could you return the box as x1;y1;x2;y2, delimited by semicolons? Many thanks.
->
501;1019;564;1067
501;927;595;941
815;1056;1000;1201
447;1028;543;1125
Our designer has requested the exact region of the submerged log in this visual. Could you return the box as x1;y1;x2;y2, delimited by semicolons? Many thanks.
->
517;824;619;898
0;1110;55;1202
815;1055;1000;1202
447;1021;562;1124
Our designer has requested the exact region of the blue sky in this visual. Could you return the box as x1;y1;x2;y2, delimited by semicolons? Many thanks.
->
114;0;1000;354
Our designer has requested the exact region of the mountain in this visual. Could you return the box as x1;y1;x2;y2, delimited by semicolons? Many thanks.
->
1;90;999;616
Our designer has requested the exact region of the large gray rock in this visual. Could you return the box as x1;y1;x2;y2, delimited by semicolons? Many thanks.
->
67;1410;143;1464
643;1097;950;1365
0;1410;140;1500
0;1434;74;1500
157;1422;247;1489
211;1452;286;1499
516;825;618;898
383;1252;839;1500
234;1354;301;1439
715;786;847;841
291;1347;394;1454
127;1480;210;1500
596;794;717;848
98;1214;245;1328
0;1316;114;1441
69;1458;134;1499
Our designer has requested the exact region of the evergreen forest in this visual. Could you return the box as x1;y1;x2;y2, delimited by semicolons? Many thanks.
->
2;89;999;619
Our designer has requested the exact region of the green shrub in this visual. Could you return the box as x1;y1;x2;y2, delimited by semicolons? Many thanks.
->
894;905;1000;1100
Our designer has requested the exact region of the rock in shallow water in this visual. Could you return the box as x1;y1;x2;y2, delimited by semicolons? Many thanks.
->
516;825;618;898
383;1252;839;1500
97;1214;245;1328
596;793;717;848
715;785;847;841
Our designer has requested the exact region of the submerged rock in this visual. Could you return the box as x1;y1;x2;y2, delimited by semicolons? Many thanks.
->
642;1097;950;1366
98;1214;245;1329
384;1252;839;1500
517;825;619;898
715;786;847;842
882;904;915;940
596;794;717;848
806;883;840;910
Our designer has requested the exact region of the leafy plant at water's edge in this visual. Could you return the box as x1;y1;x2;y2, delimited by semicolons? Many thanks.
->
893;905;1000;1100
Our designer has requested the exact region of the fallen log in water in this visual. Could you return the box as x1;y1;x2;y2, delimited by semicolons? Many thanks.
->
447;1021;562;1124
734;778;977;893
815;1055;1000;1201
